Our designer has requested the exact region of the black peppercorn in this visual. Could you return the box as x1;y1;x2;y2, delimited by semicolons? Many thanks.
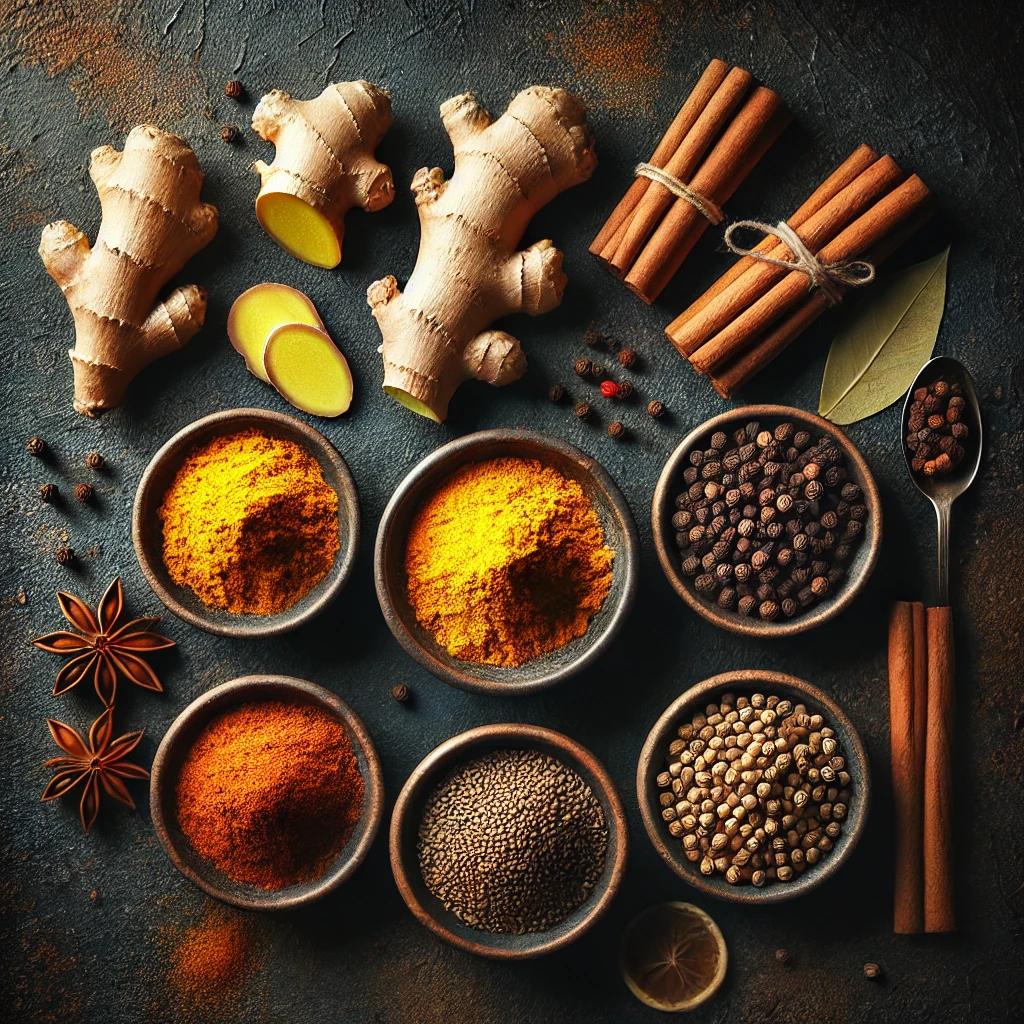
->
775;948;790;965
647;399;665;419
26;437;47;457
618;348;637;368
607;421;625;440
574;358;592;378
220;125;240;143
225;79;244;99
863;963;882;980
617;380;634;400
74;483;94;504
591;363;605;378
55;545;75;566
548;383;565;403
574;401;590;420
85;452;105;470
40;483;58;503
391;683;410;702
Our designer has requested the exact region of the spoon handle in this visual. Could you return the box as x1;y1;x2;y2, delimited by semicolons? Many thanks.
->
923;605;955;932
934;502;951;607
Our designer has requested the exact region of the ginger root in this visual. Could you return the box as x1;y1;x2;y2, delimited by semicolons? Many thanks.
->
39;125;218;416
253;81;394;268
367;86;596;422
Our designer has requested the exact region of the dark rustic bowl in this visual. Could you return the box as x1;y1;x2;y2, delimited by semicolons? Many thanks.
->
652;405;882;637
150;675;384;911
637;670;870;904
375;429;639;695
390;724;629;959
133;408;360;638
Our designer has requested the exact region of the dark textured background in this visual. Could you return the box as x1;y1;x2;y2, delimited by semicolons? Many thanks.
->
1;1;1022;1021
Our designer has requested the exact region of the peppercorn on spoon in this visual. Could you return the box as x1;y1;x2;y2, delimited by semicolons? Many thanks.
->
900;355;982;933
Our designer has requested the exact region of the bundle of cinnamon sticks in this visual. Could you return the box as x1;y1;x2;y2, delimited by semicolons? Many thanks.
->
889;601;955;934
666;144;934;398
590;58;790;304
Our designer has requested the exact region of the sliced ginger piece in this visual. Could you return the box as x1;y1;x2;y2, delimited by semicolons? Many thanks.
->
227;283;324;382
264;323;353;417
255;193;342;269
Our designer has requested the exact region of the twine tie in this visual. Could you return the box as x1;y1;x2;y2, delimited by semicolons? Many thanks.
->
723;220;876;306
634;162;724;225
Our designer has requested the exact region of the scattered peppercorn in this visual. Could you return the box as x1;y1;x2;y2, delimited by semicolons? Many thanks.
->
26;437;47;457
391;683;410;703
600;380;620;399
574;358;592;378
607;421;626;440
55;545;75;566
906;377;969;477
548;383;565;403
85;452;105;470
863;963;881;980
672;419;867;623
574;401;590;420
39;483;58;503
647;400;665;419
89;890;102;906
591;363;605;379
74;483;94;504
775;948;790;965
220;125;240;144
224;80;244;99
618;348;637;369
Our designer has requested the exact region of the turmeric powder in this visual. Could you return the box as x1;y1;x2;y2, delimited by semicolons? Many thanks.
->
404;457;614;667
158;429;339;615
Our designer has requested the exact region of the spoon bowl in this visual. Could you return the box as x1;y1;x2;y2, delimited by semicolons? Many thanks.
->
901;356;982;604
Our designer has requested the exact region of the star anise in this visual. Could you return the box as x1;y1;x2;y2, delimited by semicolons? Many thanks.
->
32;578;174;707
41;707;149;833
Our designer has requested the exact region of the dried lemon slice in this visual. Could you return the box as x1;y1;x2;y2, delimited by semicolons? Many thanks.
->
620;902;727;1011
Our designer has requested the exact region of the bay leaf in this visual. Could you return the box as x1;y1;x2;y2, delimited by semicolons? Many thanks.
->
819;247;949;425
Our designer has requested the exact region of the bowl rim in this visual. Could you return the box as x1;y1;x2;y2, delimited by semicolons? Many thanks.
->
374;428;639;695
150;674;385;911
652;404;882;637
636;669;871;904
132;407;360;639
389;722;629;959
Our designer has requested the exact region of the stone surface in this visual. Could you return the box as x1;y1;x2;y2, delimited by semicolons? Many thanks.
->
1;1;1021;1021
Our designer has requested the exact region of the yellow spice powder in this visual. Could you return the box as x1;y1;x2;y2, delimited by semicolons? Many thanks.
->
158;429;339;615
404;456;614;667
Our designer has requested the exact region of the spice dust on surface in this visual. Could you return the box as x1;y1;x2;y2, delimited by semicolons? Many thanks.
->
175;700;364;890
418;749;608;934
158;429;340;616
404;456;614;667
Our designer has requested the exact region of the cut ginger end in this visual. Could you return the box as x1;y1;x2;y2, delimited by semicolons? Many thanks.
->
264;323;353;418
255;193;342;268
227;283;324;382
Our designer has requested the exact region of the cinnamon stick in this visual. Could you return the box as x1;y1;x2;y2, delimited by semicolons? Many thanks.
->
690;173;932;375
889;601;927;934
707;199;935;397
624;86;791;302
667;144;878;338
606;66;753;274
670;154;903;357
924;605;956;932
590;59;730;258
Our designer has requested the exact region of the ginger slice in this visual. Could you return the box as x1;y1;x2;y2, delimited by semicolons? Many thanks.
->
252;81;394;268
227;283;324;382
263;323;353;418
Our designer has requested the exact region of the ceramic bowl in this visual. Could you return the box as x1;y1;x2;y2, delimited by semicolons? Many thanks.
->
652;404;881;637
637;670;870;904
150;675;384;911
375;429;639;695
390;723;629;959
133;408;360;638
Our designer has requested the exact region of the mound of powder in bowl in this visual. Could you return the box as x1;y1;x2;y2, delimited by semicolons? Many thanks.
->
158;428;339;615
403;456;614;667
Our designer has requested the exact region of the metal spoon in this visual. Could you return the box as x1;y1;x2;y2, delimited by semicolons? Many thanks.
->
900;354;982;934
